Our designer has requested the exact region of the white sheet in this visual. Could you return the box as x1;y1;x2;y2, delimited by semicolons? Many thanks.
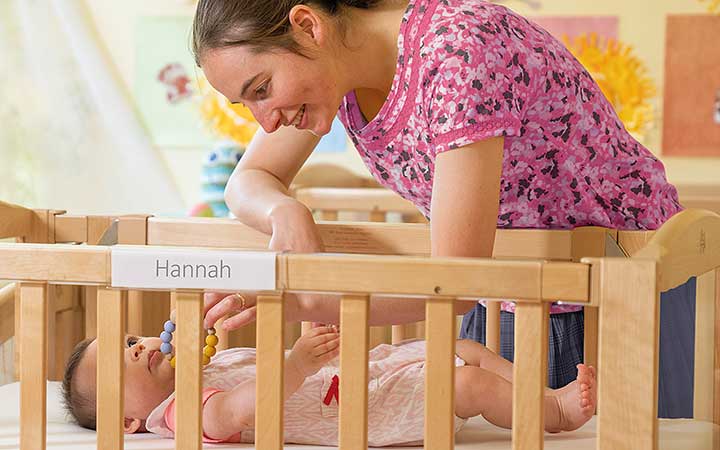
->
0;382;715;449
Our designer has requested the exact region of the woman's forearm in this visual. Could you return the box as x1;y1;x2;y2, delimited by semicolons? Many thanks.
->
287;293;474;326
224;168;306;234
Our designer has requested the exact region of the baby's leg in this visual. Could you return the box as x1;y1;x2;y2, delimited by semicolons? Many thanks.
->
454;366;514;427
454;364;597;432
455;339;513;382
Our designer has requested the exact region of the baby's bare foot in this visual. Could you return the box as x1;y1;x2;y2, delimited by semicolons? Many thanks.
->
553;364;597;432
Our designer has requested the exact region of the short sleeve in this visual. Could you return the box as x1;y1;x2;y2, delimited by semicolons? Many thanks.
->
162;387;242;443
422;22;531;154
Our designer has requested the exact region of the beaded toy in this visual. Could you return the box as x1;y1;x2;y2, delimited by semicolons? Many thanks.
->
160;309;219;369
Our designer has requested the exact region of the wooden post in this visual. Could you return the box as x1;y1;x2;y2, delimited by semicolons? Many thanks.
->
48;284;84;381
571;227;611;373
595;258;659;450
391;324;406;344
174;291;203;450
694;269;717;421
486;301;501;353
424;296;455;450
96;288;127;450
339;294;370;449
512;301;549;450
255;293;284;450
84;216;115;340
120;216;171;337
19;283;48;450
369;326;391;348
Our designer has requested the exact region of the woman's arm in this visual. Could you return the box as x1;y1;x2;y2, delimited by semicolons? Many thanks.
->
296;136;505;322
225;125;324;252
206;137;504;328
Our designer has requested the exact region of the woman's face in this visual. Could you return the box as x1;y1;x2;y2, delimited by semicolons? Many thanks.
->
201;43;344;137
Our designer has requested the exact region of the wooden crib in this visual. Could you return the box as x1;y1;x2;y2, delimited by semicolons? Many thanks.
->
1;201;719;450
292;164;427;346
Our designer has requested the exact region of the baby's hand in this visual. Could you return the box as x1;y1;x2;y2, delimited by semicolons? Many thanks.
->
287;325;340;378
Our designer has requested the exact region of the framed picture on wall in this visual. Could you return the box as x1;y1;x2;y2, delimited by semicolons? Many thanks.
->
663;15;720;157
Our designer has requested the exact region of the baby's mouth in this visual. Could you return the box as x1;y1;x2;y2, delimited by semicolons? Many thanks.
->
148;350;159;372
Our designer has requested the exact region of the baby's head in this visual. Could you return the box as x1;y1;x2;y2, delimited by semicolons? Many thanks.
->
61;335;175;433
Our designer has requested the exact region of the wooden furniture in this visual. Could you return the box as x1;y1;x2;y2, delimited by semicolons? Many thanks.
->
1;203;718;450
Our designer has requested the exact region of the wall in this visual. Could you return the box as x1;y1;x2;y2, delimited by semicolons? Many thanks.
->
83;0;719;199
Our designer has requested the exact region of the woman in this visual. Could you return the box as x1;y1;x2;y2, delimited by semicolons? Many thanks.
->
195;0;687;415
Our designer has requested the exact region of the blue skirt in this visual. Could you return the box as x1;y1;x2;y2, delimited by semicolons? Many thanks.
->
459;278;696;418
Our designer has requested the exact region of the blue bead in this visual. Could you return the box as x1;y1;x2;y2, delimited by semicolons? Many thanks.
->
160;331;173;343
160;342;172;354
164;321;175;333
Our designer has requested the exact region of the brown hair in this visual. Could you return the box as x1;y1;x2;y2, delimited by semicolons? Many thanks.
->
61;338;97;430
191;0;382;65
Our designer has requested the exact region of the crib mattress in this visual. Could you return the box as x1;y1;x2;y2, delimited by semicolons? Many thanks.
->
0;382;715;449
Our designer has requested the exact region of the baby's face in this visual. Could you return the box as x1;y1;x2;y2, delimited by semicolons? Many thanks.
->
78;335;175;420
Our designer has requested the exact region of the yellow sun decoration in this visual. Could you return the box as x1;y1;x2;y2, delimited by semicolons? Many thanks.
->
563;33;657;141
196;77;259;146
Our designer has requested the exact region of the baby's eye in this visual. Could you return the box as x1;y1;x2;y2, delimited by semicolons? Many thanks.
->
126;336;139;347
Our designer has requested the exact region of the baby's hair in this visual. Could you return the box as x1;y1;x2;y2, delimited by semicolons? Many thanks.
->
61;338;97;430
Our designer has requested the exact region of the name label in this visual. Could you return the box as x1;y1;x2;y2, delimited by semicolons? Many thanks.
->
111;247;276;291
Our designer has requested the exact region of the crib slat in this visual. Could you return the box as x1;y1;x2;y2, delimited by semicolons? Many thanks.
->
321;210;339;221
301;321;313;335
512;302;549;450
174;292;203;450
391;324;405;344
424;296;456;450
595;259;659;450
716;268;720;426
486;301;501;353
256;293;285;450
369;211;386;222
571;227;609;372
96;288;126;450
19;283;47;450
694;269;717;421
339;294;369;449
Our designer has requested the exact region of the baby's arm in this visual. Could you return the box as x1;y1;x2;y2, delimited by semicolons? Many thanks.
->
202;326;340;441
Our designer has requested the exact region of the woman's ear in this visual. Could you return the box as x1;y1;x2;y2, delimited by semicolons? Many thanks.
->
288;4;324;44
124;417;143;434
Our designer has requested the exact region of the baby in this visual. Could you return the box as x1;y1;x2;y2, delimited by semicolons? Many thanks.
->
62;326;596;446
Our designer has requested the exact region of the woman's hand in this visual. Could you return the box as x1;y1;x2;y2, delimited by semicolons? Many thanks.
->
203;292;257;330
286;325;340;378
267;200;325;253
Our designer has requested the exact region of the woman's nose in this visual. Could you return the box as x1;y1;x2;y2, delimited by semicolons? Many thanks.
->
254;105;282;133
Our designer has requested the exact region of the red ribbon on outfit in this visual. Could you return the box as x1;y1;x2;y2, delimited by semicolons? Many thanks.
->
323;374;340;405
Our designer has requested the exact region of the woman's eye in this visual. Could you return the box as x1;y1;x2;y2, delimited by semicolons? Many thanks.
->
126;336;138;347
255;82;269;98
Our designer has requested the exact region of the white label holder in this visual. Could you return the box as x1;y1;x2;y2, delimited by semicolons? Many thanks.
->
111;246;277;291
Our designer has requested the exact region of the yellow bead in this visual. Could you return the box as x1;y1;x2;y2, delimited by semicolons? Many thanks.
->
205;334;219;346
204;345;217;357
202;354;211;365
170;356;176;369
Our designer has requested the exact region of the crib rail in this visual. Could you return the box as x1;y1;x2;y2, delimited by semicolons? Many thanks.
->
2;208;719;450
294;186;419;219
0;201;33;240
